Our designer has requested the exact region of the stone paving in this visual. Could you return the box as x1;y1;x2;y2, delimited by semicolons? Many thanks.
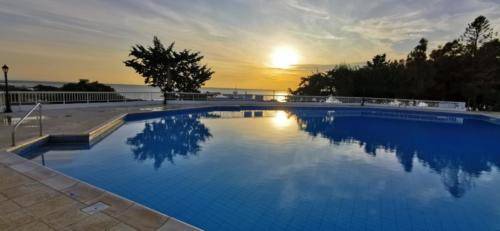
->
0;104;201;230
0;151;199;230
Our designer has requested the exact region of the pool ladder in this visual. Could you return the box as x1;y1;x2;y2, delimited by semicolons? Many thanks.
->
11;103;43;146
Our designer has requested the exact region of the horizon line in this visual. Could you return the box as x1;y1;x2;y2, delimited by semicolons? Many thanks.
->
8;79;289;92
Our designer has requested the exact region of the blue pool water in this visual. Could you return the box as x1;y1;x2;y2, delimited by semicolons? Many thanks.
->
24;107;500;231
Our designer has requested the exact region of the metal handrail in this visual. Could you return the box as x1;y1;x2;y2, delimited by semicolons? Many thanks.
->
12;103;43;146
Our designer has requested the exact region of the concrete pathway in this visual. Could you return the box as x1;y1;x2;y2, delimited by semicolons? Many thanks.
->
0;105;193;150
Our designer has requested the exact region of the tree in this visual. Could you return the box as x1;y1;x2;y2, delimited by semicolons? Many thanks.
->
124;36;214;104
367;54;388;68
0;84;30;91
60;79;115;92
33;85;60;91
327;65;358;96
406;38;433;98
407;38;428;64
289;73;333;96
289;15;500;110
470;39;500;110
461;15;494;55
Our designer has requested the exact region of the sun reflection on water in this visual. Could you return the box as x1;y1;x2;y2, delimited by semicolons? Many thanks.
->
272;111;293;128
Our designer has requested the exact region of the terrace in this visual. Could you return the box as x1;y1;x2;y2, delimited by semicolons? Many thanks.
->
0;93;498;230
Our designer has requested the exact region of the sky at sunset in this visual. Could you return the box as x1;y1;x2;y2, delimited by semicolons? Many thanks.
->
1;0;500;90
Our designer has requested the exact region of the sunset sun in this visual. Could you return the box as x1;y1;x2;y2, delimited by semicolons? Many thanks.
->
270;46;299;69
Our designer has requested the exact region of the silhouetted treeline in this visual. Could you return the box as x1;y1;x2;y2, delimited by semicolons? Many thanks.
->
2;79;115;92
42;79;115;92
291;16;500;111
0;84;31;91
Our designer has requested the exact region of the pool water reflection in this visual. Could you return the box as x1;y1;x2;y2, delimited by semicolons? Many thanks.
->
26;108;500;231
126;113;214;169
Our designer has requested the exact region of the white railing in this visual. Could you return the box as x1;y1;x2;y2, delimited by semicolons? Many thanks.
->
165;93;466;111
0;91;163;105
0;91;466;111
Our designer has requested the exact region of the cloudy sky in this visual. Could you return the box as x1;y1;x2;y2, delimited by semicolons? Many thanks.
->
1;0;499;90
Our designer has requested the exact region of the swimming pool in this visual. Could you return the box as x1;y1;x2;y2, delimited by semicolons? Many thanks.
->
23;107;500;230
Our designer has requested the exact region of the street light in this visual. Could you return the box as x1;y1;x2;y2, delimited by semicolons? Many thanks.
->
2;64;12;113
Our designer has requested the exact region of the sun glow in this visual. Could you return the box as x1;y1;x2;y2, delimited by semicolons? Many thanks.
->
270;46;299;69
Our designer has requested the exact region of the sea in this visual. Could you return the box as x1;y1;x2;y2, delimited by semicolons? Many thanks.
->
9;80;288;96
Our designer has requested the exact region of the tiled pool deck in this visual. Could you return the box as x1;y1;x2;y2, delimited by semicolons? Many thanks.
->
0;105;202;231
1;104;499;230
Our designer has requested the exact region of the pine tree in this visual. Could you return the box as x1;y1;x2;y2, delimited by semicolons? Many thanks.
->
407;38;428;64
124;36;214;104
461;15;494;55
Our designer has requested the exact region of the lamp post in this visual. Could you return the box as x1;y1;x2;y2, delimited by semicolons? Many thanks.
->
2;64;12;113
